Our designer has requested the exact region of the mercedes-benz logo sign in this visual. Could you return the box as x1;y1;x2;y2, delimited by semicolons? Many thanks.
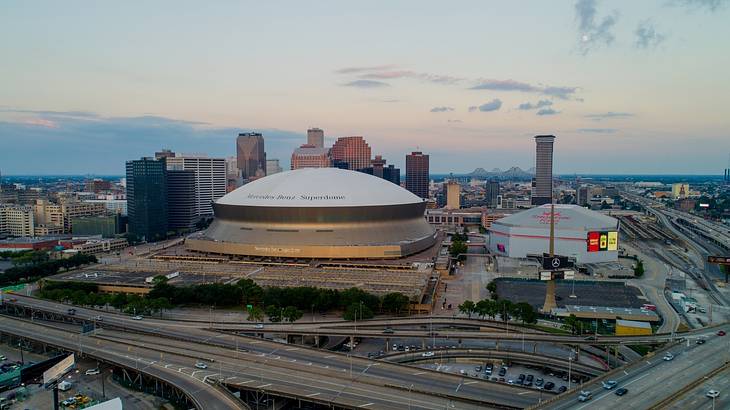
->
551;258;561;268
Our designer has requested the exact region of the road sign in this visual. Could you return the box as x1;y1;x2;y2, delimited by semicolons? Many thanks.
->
708;256;730;265
43;353;75;386
541;254;574;271
563;270;575;280
540;271;553;281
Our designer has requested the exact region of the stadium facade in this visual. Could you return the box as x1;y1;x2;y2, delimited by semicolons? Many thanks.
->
186;168;436;259
488;204;620;263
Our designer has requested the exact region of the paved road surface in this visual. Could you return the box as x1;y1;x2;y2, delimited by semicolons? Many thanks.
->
667;366;730;410
544;325;730;409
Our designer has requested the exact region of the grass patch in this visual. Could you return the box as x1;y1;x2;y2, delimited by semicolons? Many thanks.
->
524;324;571;335
628;344;654;356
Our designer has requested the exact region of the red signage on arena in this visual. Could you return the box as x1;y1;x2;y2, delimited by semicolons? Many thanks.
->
587;232;600;252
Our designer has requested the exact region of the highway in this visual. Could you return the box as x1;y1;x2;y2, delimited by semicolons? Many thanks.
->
541;324;730;409
666;365;730;410
0;316;245;410
2;295;546;409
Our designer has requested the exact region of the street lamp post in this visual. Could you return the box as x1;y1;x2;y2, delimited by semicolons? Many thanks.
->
568;355;573;391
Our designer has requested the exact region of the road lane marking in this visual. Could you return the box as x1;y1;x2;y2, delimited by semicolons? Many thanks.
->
358;403;374;408
455;383;462;392
257;383;271;388
623;370;628;375
237;380;254;385
646;361;652;364
464;381;478;385
306;392;321;397
412;371;426;375
286;347;300;351
324;355;336;358
250;341;262;344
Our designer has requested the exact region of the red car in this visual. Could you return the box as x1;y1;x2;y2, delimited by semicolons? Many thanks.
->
717;330;726;336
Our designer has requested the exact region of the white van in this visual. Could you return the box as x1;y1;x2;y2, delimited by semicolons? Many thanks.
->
58;381;72;391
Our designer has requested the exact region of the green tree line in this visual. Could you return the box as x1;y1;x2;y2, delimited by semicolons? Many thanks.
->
457;298;537;324
1;252;97;287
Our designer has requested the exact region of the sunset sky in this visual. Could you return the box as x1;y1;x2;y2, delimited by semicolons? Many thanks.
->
1;0;729;174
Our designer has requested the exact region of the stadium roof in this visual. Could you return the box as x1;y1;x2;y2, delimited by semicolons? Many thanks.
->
492;204;618;231
218;168;423;208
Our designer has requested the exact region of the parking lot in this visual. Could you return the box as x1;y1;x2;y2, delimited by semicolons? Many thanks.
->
495;279;645;309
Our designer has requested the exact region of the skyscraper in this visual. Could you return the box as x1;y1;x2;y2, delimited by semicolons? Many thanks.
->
331;136;372;171
485;179;500;208
307;128;324;148
446;180;461;209
383;165;401;185
126;157;168;242
165;155;226;217
236;133;266;180
266;159;283;175
531;135;555;206
291;145;332;169
166;169;197;231
406;151;429;199
371;155;386;178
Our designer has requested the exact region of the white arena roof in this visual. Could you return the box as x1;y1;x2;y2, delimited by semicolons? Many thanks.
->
218;168;422;208
493;204;618;231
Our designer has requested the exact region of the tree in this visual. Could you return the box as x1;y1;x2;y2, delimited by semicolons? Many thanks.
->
475;299;493;319
343;303;374;321
634;260;645;277
486;281;498;299
458;300;476;318
237;278;263;306
449;241;468;260
562;314;581;335
513;302;537;324
282;306;303;323
382;293;410;315
247;306;265;322
496;299;513;322
265;305;282;322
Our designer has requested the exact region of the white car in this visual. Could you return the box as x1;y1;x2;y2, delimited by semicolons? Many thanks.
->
602;380;618;390
421;351;434;357
255;323;264;329
663;353;674;361
85;368;100;376
132;315;143;320
195;362;208;369
707;390;720;398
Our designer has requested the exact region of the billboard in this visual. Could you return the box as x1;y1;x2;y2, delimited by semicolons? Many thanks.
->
540;271;552;281
587;231;618;252
43;353;75;386
497;243;506;253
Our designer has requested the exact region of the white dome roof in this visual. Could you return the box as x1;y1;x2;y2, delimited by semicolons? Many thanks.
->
218;168;421;207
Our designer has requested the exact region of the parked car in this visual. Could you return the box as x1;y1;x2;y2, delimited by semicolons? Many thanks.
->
558;386;567;393
535;378;544;387
544;382;555;391
85;368;100;376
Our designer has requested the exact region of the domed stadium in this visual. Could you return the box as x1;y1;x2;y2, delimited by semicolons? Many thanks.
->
488;204;620;263
186;168;437;259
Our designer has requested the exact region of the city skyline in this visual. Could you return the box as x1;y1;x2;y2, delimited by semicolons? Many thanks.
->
2;1;730;174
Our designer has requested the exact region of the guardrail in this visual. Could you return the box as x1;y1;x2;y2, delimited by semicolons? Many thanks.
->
648;360;730;410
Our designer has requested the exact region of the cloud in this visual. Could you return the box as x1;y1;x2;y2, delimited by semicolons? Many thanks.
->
518;100;553;110
577;128;618;133
342;80;390;88
430;106;454;113
575;0;619;55
635;20;666;49
471;80;578;100
335;65;398;74
584;111;635;120
362;70;463;85
671;0;728;12
447;119;463;123
0;110;303;174
473;99;503;112
536;108;560;116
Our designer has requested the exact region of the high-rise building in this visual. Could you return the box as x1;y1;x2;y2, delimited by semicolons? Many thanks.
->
291;145;332;169
126;157;168;242
33;200;106;233
165;155;226;217
166;169;197;231
371;155;386;178
531;135;555;206
225;156;239;192
154;149;176;160
71;214;126;238
485;179;500;208
307;128;325;148
236;133;266;180
446;181;461;209
331;136;372;171
576;186;590;206
266;159;283;175
405;151;429;199
0;204;35;237
383;165;401;186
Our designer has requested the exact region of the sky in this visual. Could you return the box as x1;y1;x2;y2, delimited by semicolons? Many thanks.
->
1;0;729;175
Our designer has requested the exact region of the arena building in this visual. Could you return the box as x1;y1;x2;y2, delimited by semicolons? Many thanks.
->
488;204;619;263
186;168;436;259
